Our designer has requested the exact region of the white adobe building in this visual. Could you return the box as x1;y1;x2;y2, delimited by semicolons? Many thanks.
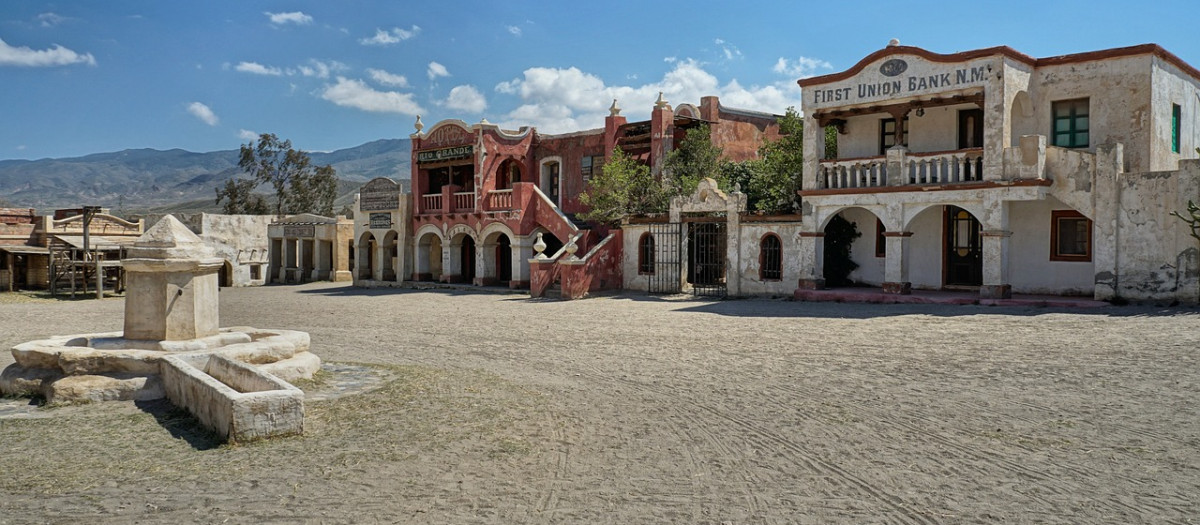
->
797;41;1200;302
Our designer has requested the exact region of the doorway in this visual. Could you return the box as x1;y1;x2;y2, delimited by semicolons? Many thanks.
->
944;205;982;286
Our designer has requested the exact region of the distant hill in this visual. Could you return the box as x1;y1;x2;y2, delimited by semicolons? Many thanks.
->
0;138;411;213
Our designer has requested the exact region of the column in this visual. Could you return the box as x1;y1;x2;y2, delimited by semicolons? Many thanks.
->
980;230;1012;299
510;234;534;288
796;232;825;289
311;239;326;281
881;232;914;294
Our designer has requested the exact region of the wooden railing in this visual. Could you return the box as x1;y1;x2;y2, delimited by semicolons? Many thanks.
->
421;194;442;214
453;191;475;211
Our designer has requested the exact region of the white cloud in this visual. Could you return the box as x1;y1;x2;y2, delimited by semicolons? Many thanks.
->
368;68;410;87
773;56;833;79
321;77;424;115
238;129;259;141
187;102;219;126
427;61;450;80
297;59;345;79
715;38;743;61
360;25;421;46
0;37;95;67
506;25;522;37
16;145;27;151
444;85;487;113
265;11;313;25
235;61;282;76
493;58;803;134
37;12;66;27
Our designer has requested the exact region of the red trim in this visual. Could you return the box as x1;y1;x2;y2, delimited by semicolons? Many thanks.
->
1050;210;1093;262
799;43;1200;88
799;178;1051;197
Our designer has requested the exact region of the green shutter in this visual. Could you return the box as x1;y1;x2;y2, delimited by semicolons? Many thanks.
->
1172;104;1181;153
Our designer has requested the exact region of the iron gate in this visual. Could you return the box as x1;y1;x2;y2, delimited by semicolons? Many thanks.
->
646;222;682;294
689;221;727;297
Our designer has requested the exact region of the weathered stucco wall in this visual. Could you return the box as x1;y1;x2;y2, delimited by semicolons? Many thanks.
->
1008;198;1095;295
1095;160;1200;302
1150;56;1200;171
839;207;886;286
1031;55;1154;173
735;221;802;296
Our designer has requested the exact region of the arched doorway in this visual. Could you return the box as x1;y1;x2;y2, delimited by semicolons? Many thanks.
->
414;231;443;281
358;232;376;280
540;159;561;205
945;206;982;286
495;234;512;283
220;260;234;287
382;231;399;281
460;236;476;283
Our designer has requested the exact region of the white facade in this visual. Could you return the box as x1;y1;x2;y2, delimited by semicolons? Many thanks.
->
798;42;1200;301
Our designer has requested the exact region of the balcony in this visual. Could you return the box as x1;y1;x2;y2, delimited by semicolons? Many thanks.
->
817;148;984;190
421;194;443;214
487;189;513;210
453;192;475;212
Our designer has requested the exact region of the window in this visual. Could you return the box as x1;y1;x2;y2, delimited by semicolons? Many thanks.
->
1050;210;1092;262
250;264;262;280
1172;104;1182;154
759;234;782;280
879;117;908;154
875;218;886;258
1052;98;1089;148
580;155;604;183
638;233;655;274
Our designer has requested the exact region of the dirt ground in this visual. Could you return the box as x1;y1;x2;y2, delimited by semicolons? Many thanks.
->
2;282;1199;524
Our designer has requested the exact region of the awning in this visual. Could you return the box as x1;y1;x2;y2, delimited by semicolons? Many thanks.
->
52;235;136;251
0;245;50;255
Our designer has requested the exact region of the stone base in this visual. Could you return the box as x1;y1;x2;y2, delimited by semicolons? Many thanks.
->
331;270;353;282
797;278;826;290
882;281;912;295
980;284;1013;299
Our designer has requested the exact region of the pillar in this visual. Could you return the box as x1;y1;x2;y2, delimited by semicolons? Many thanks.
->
510;234;534;288
797;232;825;289
881;232;913;294
980;230;1012;299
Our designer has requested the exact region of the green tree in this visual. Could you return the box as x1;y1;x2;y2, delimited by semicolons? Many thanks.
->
214;178;269;214
579;147;669;226
230;133;339;217
663;124;724;196
748;106;805;213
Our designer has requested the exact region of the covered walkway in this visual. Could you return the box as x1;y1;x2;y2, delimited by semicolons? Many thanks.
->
794;286;1109;308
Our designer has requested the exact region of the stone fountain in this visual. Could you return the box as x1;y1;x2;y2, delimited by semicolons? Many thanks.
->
0;216;320;442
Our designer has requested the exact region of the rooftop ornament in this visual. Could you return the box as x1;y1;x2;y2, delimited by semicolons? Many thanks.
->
609;99;621;116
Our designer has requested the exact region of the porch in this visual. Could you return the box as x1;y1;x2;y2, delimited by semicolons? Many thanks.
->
794;286;1108;308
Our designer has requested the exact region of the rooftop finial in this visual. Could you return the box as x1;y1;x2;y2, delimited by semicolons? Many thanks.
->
414;115;424;133
609;98;621;116
887;38;900;47
655;91;668;109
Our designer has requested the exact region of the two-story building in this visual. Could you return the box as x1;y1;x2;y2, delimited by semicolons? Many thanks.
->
796;41;1200;302
358;95;780;292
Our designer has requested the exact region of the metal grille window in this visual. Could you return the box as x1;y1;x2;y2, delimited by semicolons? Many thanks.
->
759;234;782;281
1052;98;1090;148
638;233;655;274
1172;104;1182;154
1050;210;1092;262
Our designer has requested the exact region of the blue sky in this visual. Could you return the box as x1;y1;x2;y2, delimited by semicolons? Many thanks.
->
2;0;1196;161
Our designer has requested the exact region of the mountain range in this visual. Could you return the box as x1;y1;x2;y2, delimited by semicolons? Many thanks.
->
0;138;412;214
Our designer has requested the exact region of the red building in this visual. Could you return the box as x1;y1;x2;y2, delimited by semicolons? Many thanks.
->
405;95;781;294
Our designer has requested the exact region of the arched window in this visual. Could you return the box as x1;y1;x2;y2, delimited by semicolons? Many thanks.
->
638;233;655;275
759;234;782;281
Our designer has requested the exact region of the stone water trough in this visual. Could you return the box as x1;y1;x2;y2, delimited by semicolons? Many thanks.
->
0;216;320;442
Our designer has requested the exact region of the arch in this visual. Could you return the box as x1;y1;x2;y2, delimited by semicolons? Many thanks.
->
675;103;699;118
901;202;987;232
759;233;782;281
382;230;400;281
539;156;563;207
414;230;444;281
638;232;656;275
220;260;234;287
1010;90;1034;147
816;204;895;232
480;223;515;284
357;231;377;280
495;157;523;189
